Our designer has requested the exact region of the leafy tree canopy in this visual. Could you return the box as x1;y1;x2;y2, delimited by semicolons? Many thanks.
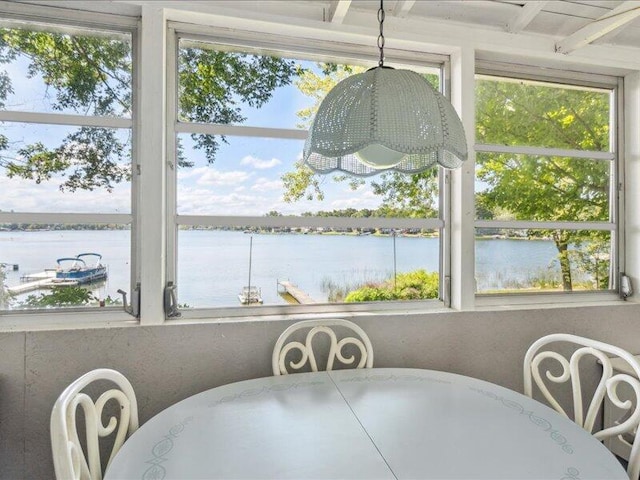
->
0;28;299;190
475;78;612;290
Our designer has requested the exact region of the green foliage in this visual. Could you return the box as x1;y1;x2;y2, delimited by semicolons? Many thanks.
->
178;47;299;164
0;266;12;309
570;238;610;289
7;128;129;191
344;270;439;302
1;29;132;115
18;286;97;308
476;78;609;150
282;64;369;204
0;28;132;191
371;170;439;218
282;160;326;202
0;28;300;190
475;77;612;291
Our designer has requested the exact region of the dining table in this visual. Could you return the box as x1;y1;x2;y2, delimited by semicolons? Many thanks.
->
104;367;628;480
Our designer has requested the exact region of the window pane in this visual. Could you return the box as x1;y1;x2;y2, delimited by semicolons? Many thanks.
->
176;227;440;308
0;124;131;213
475;153;611;222
0;23;132;117
475;229;612;293
175;39;445;309
476;76;611;152
177;40;441;130
177;134;440;217
0;227;131;311
178;41;312;130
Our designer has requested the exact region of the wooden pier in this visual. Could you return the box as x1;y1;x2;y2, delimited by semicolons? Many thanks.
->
7;271;77;295
277;280;316;304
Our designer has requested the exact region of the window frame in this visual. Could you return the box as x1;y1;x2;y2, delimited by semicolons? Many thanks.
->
473;62;624;304
0;12;140;317
165;24;454;319
0;5;631;331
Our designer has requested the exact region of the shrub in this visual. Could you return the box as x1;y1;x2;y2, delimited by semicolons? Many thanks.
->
344;270;439;302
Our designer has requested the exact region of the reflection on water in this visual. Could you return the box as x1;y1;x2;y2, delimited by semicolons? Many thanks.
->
0;230;598;309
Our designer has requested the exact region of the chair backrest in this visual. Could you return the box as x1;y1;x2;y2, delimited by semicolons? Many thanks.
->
50;368;139;480
524;333;640;480
272;318;374;375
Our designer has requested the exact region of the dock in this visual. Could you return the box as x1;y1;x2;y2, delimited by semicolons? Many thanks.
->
277;280;316;304
7;271;78;295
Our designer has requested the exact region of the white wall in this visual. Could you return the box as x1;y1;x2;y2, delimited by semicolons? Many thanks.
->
3;304;640;479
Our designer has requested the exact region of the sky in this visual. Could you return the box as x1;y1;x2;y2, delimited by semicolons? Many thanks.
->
0;50;386;216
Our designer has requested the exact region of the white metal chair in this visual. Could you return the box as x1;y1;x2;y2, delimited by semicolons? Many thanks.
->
272;318;374;375
50;368;139;480
524;333;640;480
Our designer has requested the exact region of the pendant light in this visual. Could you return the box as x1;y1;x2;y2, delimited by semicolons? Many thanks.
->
303;0;468;176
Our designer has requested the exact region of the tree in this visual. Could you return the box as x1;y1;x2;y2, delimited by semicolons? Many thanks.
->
285;65;611;292
0;29;131;191
282;63;366;203
475;78;611;291
0;27;299;190
178;47;299;165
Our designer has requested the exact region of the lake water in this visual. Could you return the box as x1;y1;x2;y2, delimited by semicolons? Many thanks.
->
0;229;573;308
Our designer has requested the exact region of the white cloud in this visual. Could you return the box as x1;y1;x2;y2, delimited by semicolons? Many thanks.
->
178;166;252;186
0;175;130;214
240;155;281;170
329;189;381;210
251;178;282;191
195;169;251;186
177;166;208;180
177;185;274;216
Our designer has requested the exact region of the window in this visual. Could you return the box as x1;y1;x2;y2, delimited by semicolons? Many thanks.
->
167;32;450;315
0;19;136;313
2;9;627;326
474;72;619;297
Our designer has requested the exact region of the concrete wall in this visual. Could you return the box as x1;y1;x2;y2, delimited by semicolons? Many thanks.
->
2;303;640;479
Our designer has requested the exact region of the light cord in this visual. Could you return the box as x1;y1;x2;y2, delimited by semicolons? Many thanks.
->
377;0;385;67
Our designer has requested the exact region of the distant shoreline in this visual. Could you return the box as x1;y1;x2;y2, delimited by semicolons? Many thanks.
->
0;227;554;241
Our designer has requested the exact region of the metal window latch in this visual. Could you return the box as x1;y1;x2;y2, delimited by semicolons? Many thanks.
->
117;282;140;317
621;273;633;300
164;282;181;318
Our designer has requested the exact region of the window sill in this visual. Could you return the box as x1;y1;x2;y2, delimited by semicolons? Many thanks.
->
474;291;631;311
0;308;138;333
1;293;637;332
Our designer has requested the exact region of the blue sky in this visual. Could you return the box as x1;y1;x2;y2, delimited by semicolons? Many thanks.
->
1;53;384;215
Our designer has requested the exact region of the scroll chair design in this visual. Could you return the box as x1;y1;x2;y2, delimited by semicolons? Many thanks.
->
50;368;139;480
524;333;640;480
272;318;374;375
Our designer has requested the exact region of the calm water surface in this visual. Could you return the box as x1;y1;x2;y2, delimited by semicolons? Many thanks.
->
0;230;564;307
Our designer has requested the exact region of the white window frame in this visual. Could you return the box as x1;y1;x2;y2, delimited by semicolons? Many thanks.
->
0;8;140;319
474;62;624;306
165;23;455;320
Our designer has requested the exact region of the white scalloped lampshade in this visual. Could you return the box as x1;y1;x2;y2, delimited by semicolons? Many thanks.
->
303;66;468;176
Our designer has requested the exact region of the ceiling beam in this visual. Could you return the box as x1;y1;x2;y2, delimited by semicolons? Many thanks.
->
327;0;351;24
391;0;416;18
555;1;640;54
506;1;548;34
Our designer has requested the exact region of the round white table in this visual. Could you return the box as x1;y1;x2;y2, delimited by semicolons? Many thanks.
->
105;368;628;480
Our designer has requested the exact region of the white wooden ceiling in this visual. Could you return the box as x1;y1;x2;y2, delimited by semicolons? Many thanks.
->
325;1;640;53
11;0;640;55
